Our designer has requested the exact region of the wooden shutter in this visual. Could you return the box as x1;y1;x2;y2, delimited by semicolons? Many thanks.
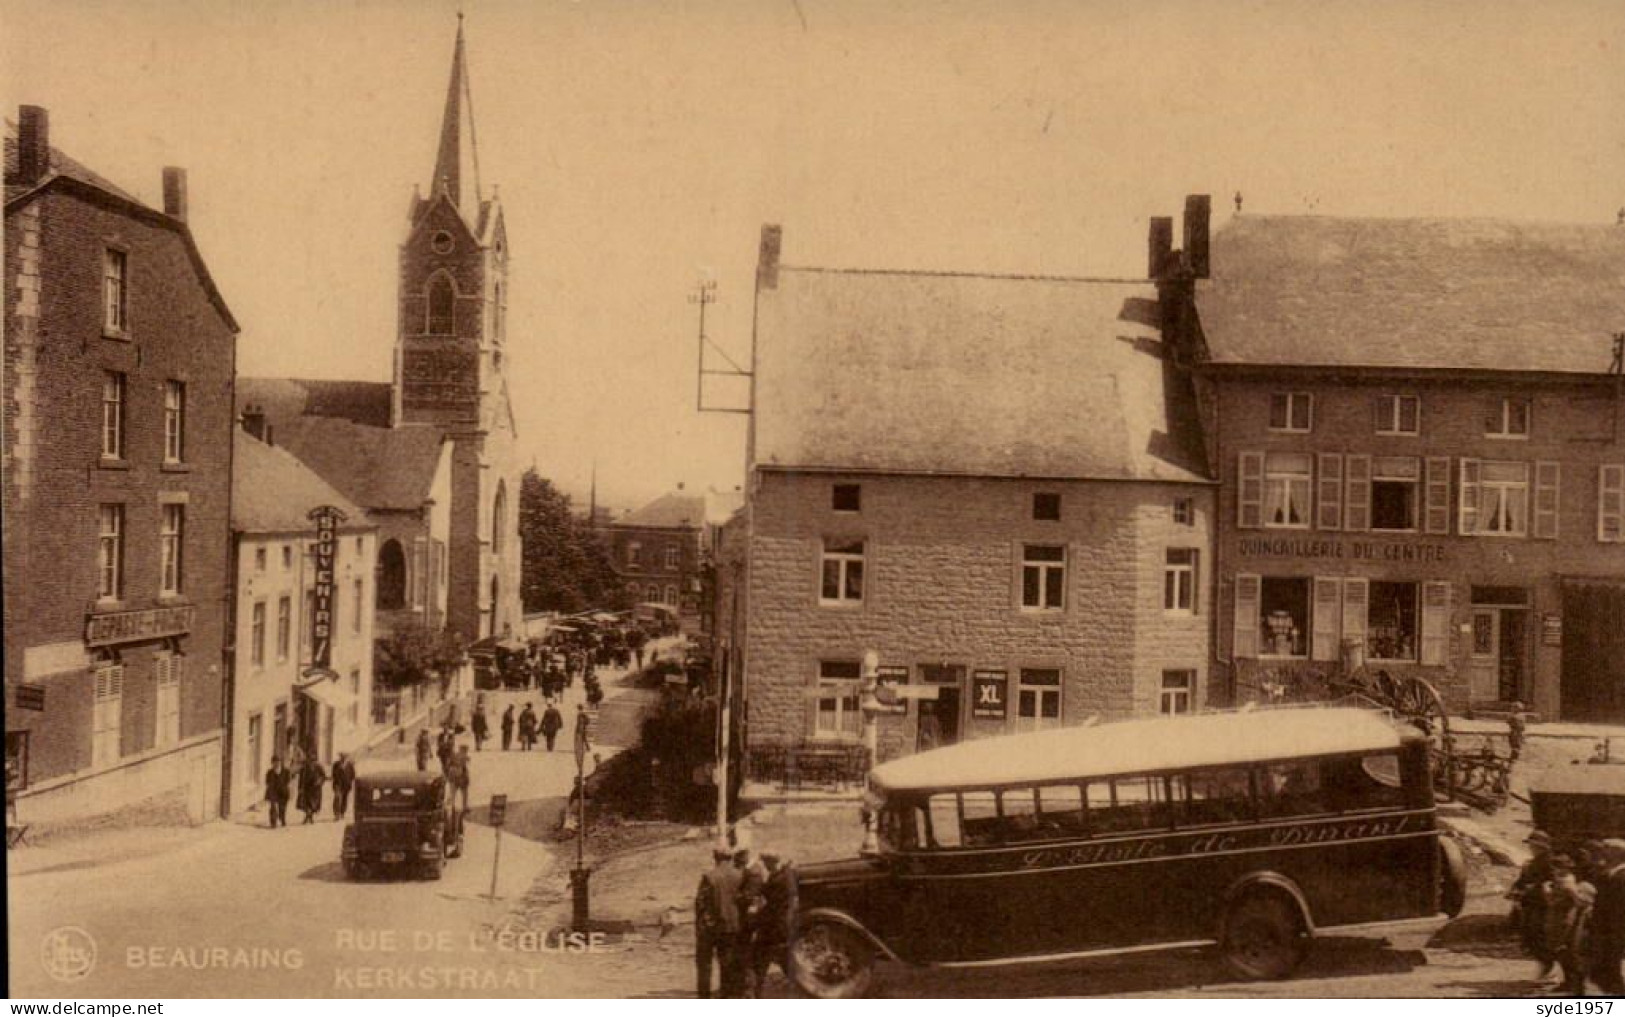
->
1421;581;1452;666
1599;464;1625;542
1311;577;1342;661
1232;574;1261;660
1316;454;1344;530
1340;578;1369;657
1458;459;1481;535
1533;461;1560;539
1343;455;1371;531
1238;452;1264;529
1425;456;1452;534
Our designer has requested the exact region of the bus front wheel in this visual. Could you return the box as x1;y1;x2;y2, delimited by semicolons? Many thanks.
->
790;921;875;999
1221;893;1308;980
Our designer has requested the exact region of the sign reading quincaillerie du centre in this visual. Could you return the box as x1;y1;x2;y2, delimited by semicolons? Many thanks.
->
307;505;348;671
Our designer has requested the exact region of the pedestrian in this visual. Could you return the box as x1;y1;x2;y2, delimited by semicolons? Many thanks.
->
501;704;516;751
748;848;798;996
540;702;563;752
437;725;456;772
695;841;743;998
415;728;432;772
263;756;291;828
446;746;472;813
472;700;490;752
1507;701;1527;762
1513;830;1555;973
1542;853;1595;993
331;753;356;820
519;703;538;751
296;755;326;825
1589;839;1625;995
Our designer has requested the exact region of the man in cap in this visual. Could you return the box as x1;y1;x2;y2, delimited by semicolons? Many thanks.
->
1589;838;1625;995
1512;830;1555;973
694;840;743;998
746;845;798;997
1542;852;1595;994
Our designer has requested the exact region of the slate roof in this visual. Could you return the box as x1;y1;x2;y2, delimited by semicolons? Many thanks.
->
237;377;393;429
4;126;141;205
268;417;447;512
752;268;1208;483
614;492;706;530
233;430;368;534
1193;215;1625;375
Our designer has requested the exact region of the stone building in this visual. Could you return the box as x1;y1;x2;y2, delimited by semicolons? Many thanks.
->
4;107;238;823
1156;201;1625;721
606;486;743;630
731;226;1215;770
238;20;522;647
226;429;376;814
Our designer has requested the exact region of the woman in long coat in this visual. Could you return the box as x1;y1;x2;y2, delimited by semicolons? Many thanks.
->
296;757;326;824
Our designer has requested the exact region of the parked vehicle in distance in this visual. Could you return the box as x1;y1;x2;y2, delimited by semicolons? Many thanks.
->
789;707;1466;997
1529;763;1625;851
342;771;464;880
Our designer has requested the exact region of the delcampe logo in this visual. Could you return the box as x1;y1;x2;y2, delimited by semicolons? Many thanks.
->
41;926;97;983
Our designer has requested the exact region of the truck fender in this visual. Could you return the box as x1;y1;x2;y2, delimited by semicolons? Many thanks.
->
796;907;902;962
1221;871;1315;936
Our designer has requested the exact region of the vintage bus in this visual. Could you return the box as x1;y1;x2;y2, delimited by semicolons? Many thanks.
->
789;707;1467;997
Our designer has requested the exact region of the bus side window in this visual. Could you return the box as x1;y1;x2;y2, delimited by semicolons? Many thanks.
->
1179;766;1255;826
961;791;1001;846
1036;784;1087;837
1323;753;1407;811
1093;776;1170;834
999;788;1041;840
927;794;962;848
1260;761;1329;817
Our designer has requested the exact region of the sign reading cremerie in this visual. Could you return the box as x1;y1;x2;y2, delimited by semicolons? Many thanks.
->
86;605;195;647
307;505;347;671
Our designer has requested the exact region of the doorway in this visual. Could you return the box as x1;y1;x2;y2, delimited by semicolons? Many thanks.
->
917;665;964;751
1561;582;1625;722
1467;603;1527;704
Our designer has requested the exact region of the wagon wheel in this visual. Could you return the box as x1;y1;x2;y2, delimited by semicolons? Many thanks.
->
1392;676;1447;740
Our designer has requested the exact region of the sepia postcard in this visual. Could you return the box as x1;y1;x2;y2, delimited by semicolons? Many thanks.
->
5;0;1625;1001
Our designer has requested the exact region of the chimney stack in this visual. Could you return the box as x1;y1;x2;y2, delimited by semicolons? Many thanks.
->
756;224;782;291
162;167;188;222
17;105;49;185
1148;217;1173;279
1183;194;1211;279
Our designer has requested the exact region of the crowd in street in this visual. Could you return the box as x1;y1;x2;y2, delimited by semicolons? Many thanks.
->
693;832;798;998
1508;832;1625;995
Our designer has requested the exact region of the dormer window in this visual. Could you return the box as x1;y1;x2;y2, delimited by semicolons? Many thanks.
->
427;274;454;334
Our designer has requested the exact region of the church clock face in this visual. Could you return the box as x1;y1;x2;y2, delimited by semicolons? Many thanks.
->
431;230;455;254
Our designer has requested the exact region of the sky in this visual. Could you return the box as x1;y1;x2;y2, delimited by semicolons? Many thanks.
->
5;0;1624;510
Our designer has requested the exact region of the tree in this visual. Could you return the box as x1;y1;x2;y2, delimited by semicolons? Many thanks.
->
375;618;465;689
519;469;628;614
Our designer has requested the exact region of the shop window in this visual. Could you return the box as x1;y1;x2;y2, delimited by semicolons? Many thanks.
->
1486;397;1531;438
1259;577;1310;657
1268;392;1313;432
1263;452;1312;528
1370;456;1420;532
832;484;861;512
1164;548;1198;613
1375;394;1420;436
819;538;865;604
814;660;862;739
1033;492;1061;521
1160;670;1195;714
1015;668;1062;733
1020;544;1066;610
1367;581;1418;662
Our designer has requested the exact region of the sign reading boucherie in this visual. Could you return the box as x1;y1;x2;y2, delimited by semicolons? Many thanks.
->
86;605;195;647
308;505;347;671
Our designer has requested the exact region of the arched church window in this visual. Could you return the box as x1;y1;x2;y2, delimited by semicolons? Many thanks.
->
493;280;505;345
377;539;406;610
491;481;507;556
426;274;455;334
488;576;500;639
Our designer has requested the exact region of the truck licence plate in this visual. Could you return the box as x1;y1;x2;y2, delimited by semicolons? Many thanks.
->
382;851;405;863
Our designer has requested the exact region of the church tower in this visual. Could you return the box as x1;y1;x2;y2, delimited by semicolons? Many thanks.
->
393;17;522;642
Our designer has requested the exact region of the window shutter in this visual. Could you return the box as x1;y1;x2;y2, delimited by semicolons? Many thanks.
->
1340;578;1369;656
1232;574;1261;660
1311;577;1342;661
1458;459;1481;535
1238;452;1264;529
1599;464;1625;542
1425;456;1452;534
1533;461;1560;540
1316;454;1344;530
1343;455;1372;531
1421;581;1452;666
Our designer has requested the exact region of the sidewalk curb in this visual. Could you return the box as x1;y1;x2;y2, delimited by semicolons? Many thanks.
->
1440;814;1527;868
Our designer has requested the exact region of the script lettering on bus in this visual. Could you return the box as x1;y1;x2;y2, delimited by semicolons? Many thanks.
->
1012;814;1421;870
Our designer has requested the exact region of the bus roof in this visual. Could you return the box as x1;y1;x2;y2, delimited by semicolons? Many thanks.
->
869;708;1410;793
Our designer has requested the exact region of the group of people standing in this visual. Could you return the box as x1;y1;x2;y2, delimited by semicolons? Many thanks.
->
262;749;355;828
694;834;797;998
497;701;565;752
414;724;472;809
1511;831;1625;995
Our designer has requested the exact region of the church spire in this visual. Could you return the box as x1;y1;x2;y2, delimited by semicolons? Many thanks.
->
430;14;481;226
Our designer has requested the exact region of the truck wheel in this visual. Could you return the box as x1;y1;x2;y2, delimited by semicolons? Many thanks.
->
424;855;444;881
1221;892;1308;980
789;920;875;999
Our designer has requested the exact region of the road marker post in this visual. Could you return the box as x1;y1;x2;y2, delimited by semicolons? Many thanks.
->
487;793;508;901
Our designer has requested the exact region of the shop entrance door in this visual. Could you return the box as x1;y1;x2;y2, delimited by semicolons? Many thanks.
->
917;665;964;751
1468;608;1527;703
1497;612;1527;703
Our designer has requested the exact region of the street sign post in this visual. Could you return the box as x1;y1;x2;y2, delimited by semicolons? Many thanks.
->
487;793;507;901
572;709;591;931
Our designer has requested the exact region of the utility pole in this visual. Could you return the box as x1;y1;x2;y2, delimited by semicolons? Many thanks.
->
691;280;717;413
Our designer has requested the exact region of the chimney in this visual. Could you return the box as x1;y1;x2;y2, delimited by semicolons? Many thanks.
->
1148;217;1173;279
756;224;782;291
241;404;267;442
162;167;188;222
1183;194;1211;279
17;105;49;185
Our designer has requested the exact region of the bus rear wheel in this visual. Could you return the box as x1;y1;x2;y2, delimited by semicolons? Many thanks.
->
1221;893;1308;980
790;921;875;999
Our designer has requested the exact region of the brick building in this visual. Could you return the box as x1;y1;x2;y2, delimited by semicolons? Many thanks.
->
238;20;521;646
4;108;238;824
1156;203;1625;721
226;429;376;814
730;226;1215;770
606;486;742;630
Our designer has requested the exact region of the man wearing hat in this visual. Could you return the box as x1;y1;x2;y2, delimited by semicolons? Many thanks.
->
1542;852;1595;994
1512;830;1555;972
746;846;798;997
694;840;744;997
1589;839;1625;995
